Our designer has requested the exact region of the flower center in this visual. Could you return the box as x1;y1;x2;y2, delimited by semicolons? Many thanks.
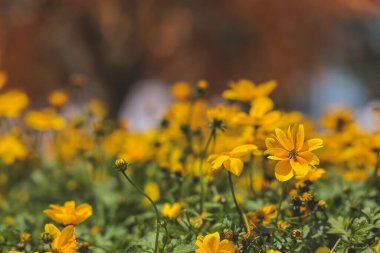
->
288;149;298;159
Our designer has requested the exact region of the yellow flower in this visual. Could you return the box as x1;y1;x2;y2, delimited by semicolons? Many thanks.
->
321;107;353;132
247;205;277;225
315;247;331;253
44;224;78;253
44;201;92;225
223;79;277;102
0;91;29;118
0;133;28;165
171;81;192;101
162;202;183;219
297;168;326;182
277;220;290;229
208;145;257;176
265;124;323;181
143;182;160;207
375;239;380;253
190;212;208;230
235;96;281;144
48;90;68;108
267;250;282;253
195;232;235;253
25;109;66;131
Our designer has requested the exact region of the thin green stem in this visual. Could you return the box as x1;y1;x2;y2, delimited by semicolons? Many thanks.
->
199;128;216;212
120;170;160;253
227;171;246;230
276;182;288;222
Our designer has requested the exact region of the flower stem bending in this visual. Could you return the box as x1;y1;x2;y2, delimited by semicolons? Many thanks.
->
120;169;161;253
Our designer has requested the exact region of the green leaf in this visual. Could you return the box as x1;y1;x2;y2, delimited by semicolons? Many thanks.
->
172;244;198;253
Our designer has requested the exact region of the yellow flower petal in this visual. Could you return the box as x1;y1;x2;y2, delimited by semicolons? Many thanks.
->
230;144;257;157
275;160;294;181
226;158;244;176
275;128;292;151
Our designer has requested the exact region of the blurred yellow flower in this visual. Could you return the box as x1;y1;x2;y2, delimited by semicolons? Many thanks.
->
208;144;257;176
48;90;68;108
265;124;323;181
235;96;280;142
0;91;29;118
223;79;276;102
171;81;192;101
375;239;380;253
0;133;28;164
267;250;281;253
297;167;326;182
25;109;66;131
195;232;235;253
44;201;92;226
143;182;160;207
247;205;277;225
162;202;183;219
44;224;78;253
315;247;331;253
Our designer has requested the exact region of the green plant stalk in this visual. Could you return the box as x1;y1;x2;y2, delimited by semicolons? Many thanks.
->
276;182;288;222
227;171;246;230
120;170;161;253
199;128;216;212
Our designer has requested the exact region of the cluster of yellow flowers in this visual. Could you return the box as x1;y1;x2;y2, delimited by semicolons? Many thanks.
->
2;71;380;253
9;201;92;253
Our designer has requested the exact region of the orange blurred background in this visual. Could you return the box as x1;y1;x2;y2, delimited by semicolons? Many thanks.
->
1;0;380;118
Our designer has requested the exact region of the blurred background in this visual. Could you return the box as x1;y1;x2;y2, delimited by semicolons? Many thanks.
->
1;0;380;130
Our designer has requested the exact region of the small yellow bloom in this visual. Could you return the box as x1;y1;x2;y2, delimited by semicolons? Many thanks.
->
143;182;160;207
48;90;68;108
44;201;92;226
297;167;325;182
0;91;29;118
195;232;235;253
171;81;192;101
267;250;282;253
20;232;31;243
0;133;28;165
223;79;277;102
44;224;78;253
375;239;380;253
162;202;183;219
315;247;331;253
190;212;208;230
247;205;277;225
265;124;323;181
25;109;66;131
208;145;257;176
277;220;290;229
